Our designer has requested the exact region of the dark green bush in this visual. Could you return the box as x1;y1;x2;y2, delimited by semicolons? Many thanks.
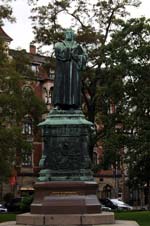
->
3;193;14;203
20;195;33;213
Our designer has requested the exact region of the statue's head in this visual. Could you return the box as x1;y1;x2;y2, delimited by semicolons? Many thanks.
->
64;29;75;41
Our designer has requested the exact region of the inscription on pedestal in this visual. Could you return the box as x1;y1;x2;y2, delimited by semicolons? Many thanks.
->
44;126;87;137
50;192;80;196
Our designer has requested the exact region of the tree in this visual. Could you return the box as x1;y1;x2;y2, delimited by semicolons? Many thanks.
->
0;1;47;193
110;17;150;205
0;37;46;182
28;0;150;203
28;0;140;160
0;0;15;26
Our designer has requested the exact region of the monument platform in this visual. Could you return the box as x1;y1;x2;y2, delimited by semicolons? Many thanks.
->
0;219;139;226
17;212;115;225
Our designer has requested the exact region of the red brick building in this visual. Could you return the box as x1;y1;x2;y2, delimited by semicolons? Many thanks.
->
14;45;54;196
0;26;13;43
0;27;54;197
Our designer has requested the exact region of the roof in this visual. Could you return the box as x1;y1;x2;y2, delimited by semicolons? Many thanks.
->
0;27;13;42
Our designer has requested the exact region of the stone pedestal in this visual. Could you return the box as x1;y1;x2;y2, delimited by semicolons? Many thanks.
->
31;181;100;214
37;109;94;182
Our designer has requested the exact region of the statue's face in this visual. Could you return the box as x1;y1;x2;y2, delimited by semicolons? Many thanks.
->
65;30;74;41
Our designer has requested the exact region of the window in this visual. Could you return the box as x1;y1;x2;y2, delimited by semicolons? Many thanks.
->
31;64;39;74
43;86;53;105
49;69;55;80
21;149;32;167
22;116;32;135
102;184;113;198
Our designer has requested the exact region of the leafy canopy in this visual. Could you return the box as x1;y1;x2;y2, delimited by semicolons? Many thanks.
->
0;38;46;181
27;0;150;188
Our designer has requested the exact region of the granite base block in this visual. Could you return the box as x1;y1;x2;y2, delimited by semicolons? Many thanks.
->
16;212;115;225
0;220;139;226
16;213;44;225
81;213;115;224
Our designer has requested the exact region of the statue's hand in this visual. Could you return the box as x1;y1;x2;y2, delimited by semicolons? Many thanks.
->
66;47;71;60
72;53;79;62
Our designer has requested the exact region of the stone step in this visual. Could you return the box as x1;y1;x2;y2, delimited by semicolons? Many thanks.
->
0;220;139;226
16;212;114;225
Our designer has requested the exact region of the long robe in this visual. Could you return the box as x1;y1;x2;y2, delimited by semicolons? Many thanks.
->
52;40;87;109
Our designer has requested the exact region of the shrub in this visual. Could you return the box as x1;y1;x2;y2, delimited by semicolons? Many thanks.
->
20;195;33;213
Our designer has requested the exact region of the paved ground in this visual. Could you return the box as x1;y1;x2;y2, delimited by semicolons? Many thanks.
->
0;220;139;226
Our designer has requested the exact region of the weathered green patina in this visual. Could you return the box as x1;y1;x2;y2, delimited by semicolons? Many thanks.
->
38;109;94;182
38;29;94;182
39;109;92;126
52;29;87;110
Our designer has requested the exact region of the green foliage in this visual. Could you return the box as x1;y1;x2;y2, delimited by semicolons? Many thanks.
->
20;195;33;213
0;37;46;181
0;0;15;25
10;49;35;78
110;17;150;188
0;0;46;182
92;163;102;173
28;0;150;190
3;193;14;203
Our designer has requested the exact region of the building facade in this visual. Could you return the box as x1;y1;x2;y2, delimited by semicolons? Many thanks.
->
13;45;54;197
0;27;54;197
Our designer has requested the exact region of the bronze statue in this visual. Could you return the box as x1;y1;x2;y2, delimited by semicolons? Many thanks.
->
52;29;87;110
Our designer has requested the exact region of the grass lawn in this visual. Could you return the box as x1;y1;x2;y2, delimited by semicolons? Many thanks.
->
115;211;150;226
0;213;16;223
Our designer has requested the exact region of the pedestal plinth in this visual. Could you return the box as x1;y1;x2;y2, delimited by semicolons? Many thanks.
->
37;109;94;182
31;181;100;214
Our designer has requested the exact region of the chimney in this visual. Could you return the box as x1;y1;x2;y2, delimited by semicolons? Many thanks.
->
30;44;36;54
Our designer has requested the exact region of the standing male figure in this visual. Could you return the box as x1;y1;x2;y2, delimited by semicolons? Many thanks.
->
52;29;87;110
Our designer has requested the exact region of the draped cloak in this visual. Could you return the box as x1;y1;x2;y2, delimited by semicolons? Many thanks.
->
52;40;87;109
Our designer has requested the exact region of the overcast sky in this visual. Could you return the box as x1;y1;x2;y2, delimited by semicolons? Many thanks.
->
4;0;150;52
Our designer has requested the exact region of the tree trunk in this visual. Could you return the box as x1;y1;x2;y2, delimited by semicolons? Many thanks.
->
0;182;3;201
147;181;150;210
